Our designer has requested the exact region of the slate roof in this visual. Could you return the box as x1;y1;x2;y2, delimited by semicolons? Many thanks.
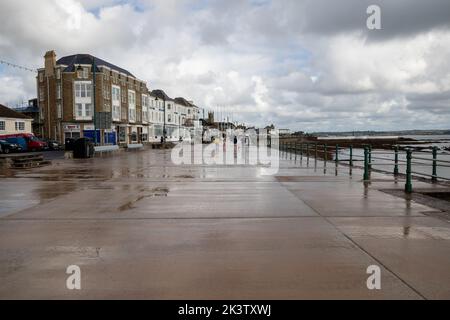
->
0;104;32;119
174;97;194;107
57;54;135;78
151;89;173;101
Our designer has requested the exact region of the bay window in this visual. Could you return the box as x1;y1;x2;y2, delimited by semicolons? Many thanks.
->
142;94;149;123
128;90;136;123
112;85;121;121
74;81;93;120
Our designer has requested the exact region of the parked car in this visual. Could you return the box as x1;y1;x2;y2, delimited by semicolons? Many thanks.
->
5;137;28;151
43;139;62;151
0;133;46;152
0;139;22;154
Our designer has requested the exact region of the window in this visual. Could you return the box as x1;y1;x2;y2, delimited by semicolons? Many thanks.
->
142;95;149;122
56;85;61;99
57;103;62;119
83;67;89;79
168;114;172;123
113;104;120;121
112;85;121;121
39;72;44;82
39;88;45;101
129;109;136;122
85;104;93;117
75;82;92;98
15;122;25;131
128;90;136;122
77;69;83;79
0;121;5;131
74;82;93;120
112;86;121;102
76;104;83;117
56;69;61;79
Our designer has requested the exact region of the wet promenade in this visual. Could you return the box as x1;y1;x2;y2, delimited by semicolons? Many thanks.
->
0;148;449;299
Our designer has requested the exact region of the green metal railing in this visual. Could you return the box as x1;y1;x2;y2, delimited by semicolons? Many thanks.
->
279;142;450;193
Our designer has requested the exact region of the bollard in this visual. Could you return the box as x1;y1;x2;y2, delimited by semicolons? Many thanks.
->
432;146;437;182
349;145;353;167
394;146;399;175
364;147;369;181
405;149;413;193
335;144;339;164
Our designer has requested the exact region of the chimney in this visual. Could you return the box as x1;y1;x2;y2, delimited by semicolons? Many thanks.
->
44;50;56;77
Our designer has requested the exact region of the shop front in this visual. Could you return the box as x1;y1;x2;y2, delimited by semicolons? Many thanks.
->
63;124;81;142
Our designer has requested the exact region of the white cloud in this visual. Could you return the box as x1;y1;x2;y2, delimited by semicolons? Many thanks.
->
1;0;450;131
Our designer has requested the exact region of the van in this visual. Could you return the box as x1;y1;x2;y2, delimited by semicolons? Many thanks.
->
5;137;27;151
0;133;47;152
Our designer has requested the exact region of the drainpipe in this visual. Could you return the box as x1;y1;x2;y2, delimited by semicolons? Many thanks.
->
47;76;51;138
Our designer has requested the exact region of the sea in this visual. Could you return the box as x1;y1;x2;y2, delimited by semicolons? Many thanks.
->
335;135;450;181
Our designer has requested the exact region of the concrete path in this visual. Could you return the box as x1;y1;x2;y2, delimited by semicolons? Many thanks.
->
0;148;449;299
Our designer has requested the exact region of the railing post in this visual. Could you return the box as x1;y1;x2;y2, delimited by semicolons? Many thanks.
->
324;144;328;164
394;146;399;175
368;145;372;170
349;145;353;167
432;146;438;182
294;142;298;154
405;149;413;193
364;146;369;181
335;144;339;164
290;142;293;160
306;143;309;159
315;143;318;160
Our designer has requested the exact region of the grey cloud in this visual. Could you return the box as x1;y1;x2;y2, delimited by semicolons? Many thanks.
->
1;0;450;131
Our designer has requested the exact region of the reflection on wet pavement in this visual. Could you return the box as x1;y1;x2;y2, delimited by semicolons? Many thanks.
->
0;147;449;299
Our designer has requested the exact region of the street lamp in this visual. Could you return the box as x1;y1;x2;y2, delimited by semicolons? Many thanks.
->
91;57;97;145
155;95;166;143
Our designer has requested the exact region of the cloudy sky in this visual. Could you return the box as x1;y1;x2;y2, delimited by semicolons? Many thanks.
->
1;0;450;132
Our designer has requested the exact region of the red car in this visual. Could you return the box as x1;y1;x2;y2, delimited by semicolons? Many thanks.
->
0;133;47;152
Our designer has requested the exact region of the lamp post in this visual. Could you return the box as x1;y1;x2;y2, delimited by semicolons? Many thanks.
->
92;57;97;145
155;95;166;143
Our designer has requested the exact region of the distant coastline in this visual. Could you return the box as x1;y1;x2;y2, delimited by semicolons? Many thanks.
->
311;129;450;137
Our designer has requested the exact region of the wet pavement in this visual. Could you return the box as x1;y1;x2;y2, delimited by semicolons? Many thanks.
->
0;147;449;299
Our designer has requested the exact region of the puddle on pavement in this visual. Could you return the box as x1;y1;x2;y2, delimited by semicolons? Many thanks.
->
118;187;169;212
340;226;450;240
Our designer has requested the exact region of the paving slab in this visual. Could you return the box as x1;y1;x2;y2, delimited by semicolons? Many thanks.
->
0;148;449;299
0;218;421;299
